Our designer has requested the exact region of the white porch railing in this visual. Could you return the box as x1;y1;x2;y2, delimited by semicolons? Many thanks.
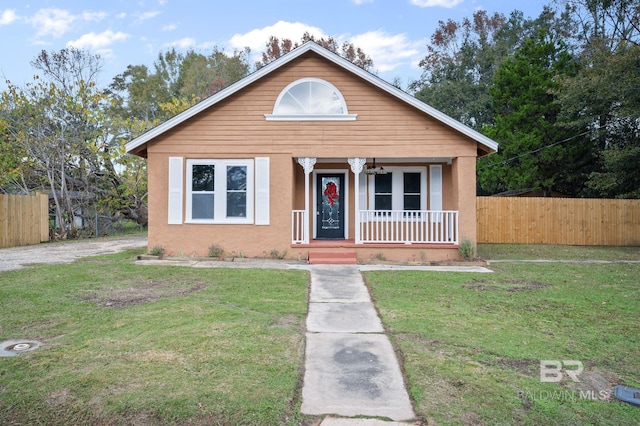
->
291;209;458;245
358;210;458;244
292;210;307;244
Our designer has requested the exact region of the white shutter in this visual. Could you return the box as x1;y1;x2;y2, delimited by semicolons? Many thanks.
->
168;157;183;224
429;165;443;211
255;157;270;225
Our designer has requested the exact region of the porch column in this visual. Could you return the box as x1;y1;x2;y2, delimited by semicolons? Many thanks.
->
348;157;366;244
297;157;316;244
452;156;476;245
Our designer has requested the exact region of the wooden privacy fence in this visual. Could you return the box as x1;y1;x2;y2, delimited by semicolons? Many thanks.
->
0;193;50;249
477;197;640;246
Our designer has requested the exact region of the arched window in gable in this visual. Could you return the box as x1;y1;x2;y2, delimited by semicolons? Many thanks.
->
265;78;357;121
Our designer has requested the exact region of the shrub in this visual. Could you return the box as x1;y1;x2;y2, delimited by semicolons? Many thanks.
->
459;237;477;260
269;249;287;259
208;243;225;258
149;245;163;257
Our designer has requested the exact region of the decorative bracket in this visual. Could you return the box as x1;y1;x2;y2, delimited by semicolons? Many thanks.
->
348;157;366;174
297;157;317;174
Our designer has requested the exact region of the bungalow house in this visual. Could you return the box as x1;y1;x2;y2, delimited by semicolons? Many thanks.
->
125;41;498;263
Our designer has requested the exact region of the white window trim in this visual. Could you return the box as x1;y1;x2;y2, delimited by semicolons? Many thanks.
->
265;113;357;121
367;166;428;211
265;77;357;121
185;159;254;224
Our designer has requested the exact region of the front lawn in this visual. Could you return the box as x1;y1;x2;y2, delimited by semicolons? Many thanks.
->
0;249;309;425
366;260;640;425
2;244;639;425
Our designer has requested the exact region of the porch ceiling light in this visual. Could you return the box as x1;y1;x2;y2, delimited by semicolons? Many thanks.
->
365;158;387;175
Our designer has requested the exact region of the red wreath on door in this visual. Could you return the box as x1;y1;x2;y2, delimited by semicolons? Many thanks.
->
323;181;339;206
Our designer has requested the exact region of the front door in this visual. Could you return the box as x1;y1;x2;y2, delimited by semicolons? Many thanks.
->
316;173;345;239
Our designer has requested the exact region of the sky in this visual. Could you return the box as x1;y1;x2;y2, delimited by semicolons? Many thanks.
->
0;0;552;90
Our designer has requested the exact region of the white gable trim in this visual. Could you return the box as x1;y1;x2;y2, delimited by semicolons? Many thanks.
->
126;42;498;154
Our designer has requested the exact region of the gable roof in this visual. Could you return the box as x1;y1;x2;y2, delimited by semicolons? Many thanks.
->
125;41;498;156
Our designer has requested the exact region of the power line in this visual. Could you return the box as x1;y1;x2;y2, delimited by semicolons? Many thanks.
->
477;130;594;170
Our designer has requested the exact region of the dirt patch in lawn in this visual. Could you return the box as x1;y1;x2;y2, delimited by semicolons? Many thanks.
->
565;368;619;400
464;278;550;292
79;279;207;307
479;356;539;377
268;314;301;330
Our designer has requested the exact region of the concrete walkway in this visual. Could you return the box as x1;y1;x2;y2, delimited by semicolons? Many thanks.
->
301;265;415;422
132;255;492;424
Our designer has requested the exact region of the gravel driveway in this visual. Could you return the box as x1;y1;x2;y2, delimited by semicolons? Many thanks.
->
0;236;147;272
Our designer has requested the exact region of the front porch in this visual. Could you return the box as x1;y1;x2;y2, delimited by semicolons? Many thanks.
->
290;157;466;260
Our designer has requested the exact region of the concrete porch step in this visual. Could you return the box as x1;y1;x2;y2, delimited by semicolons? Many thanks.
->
308;251;357;265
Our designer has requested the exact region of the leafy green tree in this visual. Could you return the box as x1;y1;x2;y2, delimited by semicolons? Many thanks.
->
178;48;250;101
108;64;170;125
411;10;538;130
109;47;250;129
0;119;30;193
478;31;584;196
0;48;153;235
556;0;640;198
2;76;99;235
412;7;577;131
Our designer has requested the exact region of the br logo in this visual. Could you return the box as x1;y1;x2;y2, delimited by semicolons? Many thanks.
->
540;360;584;382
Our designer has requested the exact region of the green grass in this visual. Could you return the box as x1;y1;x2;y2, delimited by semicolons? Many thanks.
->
0;249;309;425
2;243;639;425
366;259;640;425
479;243;640;261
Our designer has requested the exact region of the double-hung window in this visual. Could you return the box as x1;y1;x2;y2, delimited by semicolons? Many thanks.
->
186;159;254;224
368;167;428;213
374;173;393;210
403;172;421;211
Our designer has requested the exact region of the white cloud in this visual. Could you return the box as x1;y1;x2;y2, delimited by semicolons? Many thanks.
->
228;20;326;53
350;30;424;72
29;8;76;38
0;9;18;26
137;11;161;21
81;11;107;22
165;37;197;49
352;0;374;4
67;30;130;50
226;21;425;78
410;0;463;7
162;24;177;31
28;8;110;40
